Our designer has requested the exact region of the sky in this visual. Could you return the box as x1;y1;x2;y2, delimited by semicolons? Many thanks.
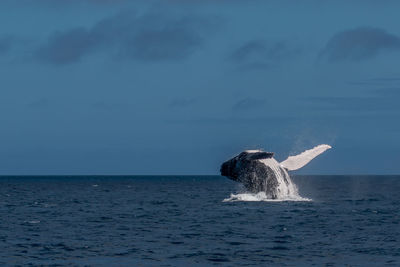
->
1;0;400;175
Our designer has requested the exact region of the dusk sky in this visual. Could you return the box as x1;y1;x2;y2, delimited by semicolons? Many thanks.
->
1;0;400;175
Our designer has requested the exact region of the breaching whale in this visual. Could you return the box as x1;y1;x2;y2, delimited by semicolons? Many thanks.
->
220;144;331;199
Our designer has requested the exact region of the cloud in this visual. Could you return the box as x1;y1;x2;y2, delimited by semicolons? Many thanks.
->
36;28;101;64
232;97;266;111
369;77;400;82
308;96;399;112
348;76;400;86
34;0;128;7
26;98;50;109
91;101;128;111
36;12;215;65
166;115;296;126
320;27;400;62
229;40;299;70
0;35;14;55
370;87;400;96
169;97;197;108
230;40;266;62
122;28;201;61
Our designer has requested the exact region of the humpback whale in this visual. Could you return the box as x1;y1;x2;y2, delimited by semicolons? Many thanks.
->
220;144;331;199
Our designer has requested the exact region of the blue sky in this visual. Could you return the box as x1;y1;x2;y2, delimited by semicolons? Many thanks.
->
1;0;400;175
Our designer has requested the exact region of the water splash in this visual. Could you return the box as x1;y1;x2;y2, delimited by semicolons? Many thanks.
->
224;157;310;202
222;144;332;202
259;158;299;199
223;192;311;202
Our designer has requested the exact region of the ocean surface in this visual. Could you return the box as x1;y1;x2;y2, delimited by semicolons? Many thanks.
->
1;175;399;266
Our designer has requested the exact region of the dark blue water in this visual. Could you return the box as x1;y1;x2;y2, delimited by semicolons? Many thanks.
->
1;175;399;266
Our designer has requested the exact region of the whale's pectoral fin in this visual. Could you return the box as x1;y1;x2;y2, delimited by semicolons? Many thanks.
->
280;144;331;171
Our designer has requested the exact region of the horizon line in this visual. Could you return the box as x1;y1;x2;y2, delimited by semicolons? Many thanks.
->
0;174;399;177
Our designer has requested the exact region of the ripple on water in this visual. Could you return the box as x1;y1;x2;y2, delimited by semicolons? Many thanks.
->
1;175;399;266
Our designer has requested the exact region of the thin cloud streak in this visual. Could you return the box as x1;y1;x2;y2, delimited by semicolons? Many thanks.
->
229;40;301;70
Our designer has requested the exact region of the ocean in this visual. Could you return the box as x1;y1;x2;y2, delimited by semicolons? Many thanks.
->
1;175;399;266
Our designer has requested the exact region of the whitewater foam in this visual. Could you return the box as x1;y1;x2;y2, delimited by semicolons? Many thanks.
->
224;154;308;202
258;157;300;199
223;192;311;202
223;144;331;202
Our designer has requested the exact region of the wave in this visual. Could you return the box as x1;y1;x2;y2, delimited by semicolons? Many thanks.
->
223;192;311;202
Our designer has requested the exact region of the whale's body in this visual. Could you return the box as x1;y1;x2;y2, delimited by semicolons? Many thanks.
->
220;145;331;199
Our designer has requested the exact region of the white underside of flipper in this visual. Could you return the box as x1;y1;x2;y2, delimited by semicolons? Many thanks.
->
280;144;332;171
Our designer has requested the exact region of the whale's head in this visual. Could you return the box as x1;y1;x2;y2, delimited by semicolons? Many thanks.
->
220;150;274;181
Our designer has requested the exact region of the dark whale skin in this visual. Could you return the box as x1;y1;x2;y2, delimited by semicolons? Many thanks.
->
220;151;284;198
